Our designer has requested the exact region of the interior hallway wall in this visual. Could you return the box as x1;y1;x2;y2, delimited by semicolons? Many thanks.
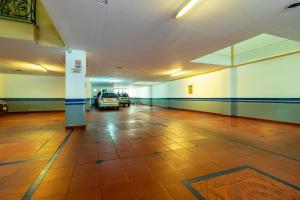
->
134;53;300;124
0;74;5;98
235;53;300;123
91;85;114;97
0;73;65;112
129;86;151;105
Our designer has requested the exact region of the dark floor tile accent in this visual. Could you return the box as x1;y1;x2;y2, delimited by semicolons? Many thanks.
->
0;157;48;166
95;160;104;164
22;129;74;200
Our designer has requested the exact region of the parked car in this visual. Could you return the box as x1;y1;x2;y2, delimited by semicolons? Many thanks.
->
0;100;8;113
98;92;119;110
118;93;130;107
94;92;102;108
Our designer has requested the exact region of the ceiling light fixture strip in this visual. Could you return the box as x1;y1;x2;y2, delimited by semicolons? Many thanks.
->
176;0;200;19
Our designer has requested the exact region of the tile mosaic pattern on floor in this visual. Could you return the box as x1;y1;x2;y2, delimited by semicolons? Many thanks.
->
183;165;300;200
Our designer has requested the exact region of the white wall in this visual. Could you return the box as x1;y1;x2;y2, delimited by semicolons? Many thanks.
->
167;70;231;98
85;78;91;99
148;53;300;99
152;83;168;98
150;69;231;99
0;73;65;98
128;86;151;98
236;53;300;98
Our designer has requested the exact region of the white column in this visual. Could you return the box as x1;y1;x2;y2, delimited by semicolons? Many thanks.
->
65;49;86;128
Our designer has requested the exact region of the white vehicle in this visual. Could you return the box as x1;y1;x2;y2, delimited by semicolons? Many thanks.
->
98;92;119;110
119;93;131;107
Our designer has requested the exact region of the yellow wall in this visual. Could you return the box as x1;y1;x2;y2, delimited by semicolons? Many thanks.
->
36;0;64;47
0;74;5;98
0;19;35;41
0;0;64;47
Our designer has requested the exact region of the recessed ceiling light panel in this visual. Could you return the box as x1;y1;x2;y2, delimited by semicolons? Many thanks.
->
92;0;108;5
115;66;123;70
171;71;186;76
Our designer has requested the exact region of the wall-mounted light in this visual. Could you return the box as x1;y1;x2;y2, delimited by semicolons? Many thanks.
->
171;71;186;76
176;0;201;19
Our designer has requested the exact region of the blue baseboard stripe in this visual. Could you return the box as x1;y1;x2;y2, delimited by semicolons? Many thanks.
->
0;98;88;106
1;98;299;104
132;97;300;104
65;99;86;105
0;98;64;102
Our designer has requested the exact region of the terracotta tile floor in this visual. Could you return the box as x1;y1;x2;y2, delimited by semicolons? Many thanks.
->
0;105;300;199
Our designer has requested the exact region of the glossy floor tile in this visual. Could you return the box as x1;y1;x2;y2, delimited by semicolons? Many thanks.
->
0;105;300;199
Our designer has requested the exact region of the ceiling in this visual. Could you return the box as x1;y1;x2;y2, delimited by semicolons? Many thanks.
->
1;0;299;84
192;34;300;66
0;37;64;76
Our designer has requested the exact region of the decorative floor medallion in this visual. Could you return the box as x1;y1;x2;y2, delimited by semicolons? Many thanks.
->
182;166;300;200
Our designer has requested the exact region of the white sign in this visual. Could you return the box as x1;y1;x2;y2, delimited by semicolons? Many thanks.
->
72;59;82;73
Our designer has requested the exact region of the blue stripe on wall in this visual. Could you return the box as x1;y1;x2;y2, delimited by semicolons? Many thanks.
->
0;98;64;102
132;98;300;104
0;98;87;105
65;99;86;103
65;103;86;105
1;98;299;104
65;99;86;105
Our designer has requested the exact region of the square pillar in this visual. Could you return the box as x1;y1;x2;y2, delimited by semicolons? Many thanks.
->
65;49;86;128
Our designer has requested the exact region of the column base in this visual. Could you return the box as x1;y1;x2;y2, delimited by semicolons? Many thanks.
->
65;104;86;127
65;125;86;130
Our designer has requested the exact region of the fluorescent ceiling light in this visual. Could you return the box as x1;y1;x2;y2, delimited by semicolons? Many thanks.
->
38;64;47;72
171;71;186;76
176;0;200;19
92;0;107;5
90;77;124;84
131;81;161;86
110;80;120;83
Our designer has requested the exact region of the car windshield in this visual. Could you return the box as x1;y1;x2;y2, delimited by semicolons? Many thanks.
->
102;93;117;98
119;93;128;97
